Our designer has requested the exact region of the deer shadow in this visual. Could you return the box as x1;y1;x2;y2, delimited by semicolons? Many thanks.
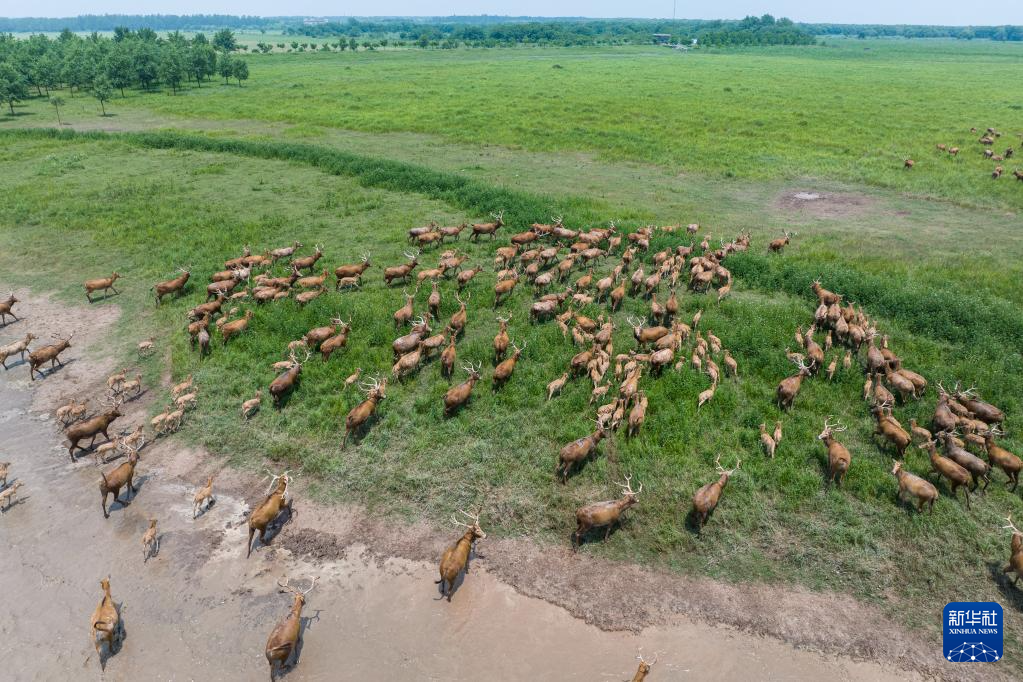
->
571;521;626;548
258;504;295;549
683;507;712;536
986;562;1023;611
31;356;77;380
435;547;483;602
1;355;28;370
97;603;127;671
193;497;216;519
282;608;321;675
106;474;151;514
0;316;23;329
118;387;149;404
87;290;121;303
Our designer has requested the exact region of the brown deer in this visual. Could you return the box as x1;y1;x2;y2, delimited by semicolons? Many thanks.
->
84;272;121;301
776;357;810;410
547;372;568;400
27;332;74;380
891;461;938;513
954;386;1005;425
985;427;1021;491
141;519;159;561
759;423;776;459
384;250;420;286
447;292;469;337
493;315;511;362
920;440;971;509
456;264;483;290
440;336;457;379
557;421;607;483
247;471;293;557
0;332;36;369
269;351;310;406
334;253;371;287
67;397;122;461
152;267;191;304
90;577;121;668
1002;516;1023;586
871;402;910;458
818;417;851;486
319;319;351;362
492;340;524;388
393;288;417;328
939;431;990;491
444;361;482;416
0;292;19;324
469;211;505;241
266;576;318;680
290;244;323;272
242;390;262;419
270;241;303;263
193;475;215;517
573;476;642;548
99;443;140;518
692;455;740;530
343;376;387;448
768;231;792;252
436;508;486;601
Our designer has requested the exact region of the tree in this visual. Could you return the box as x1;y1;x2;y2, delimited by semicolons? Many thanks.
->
159;45;187;93
212;29;237;53
190;43;217;86
349;38;358;52
0;63;29;115
49;95;65;124
232;59;249;86
218;55;236;84
132;40;159;90
105;43;133;96
93;75;113;115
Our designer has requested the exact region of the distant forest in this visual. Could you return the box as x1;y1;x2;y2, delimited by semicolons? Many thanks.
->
0;14;1020;44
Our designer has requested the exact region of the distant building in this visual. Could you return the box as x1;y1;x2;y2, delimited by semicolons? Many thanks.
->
652;33;672;44
303;18;328;26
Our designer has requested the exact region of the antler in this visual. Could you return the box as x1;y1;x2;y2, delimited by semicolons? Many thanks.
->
714;454;741;476
452;508;481;528
1004;514;1022;535
637;651;658;666
616;474;643;496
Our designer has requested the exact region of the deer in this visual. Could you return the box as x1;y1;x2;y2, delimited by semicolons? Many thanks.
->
270;240;303;263
627;317;669;348
193;475;215;517
68;397;122;462
493;271;519;308
89;577;122;668
627;392;648;437
57;397;89;426
247;471;293;557
573;476;642;548
444;361;482;416
547;372;569;400
692;455;740;530
447;292;469;337
27;332;74;380
939;431;991;491
920;439;971;509
220;310;253;345
84;272;121;301
630;652;658;681
0;292;19;324
1002;516;1023;587
768;231;792;252
0;332;35;369
393;288;417;328
440;336;457;379
557;421;607;482
384;250;420;286
152;267;190;305
818;418;851;486
469;211;505;241
99;443;140;518
492;340;524;388
775;357;810;410
436;508;486;601
985;427;1021;491
493;315;511;362
266;576;318;680
290;244;323;272
334;253;371;287
343;368;362;390
343;376;387;448
871;402;911;458
891;461;938;513
270;351;310;406
242;390;262;419
141;519;159;562
954;386;1005;425
759;423;777;459
456;264;483;290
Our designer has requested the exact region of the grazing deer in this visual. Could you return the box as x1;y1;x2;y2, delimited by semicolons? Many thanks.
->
436;508;486;601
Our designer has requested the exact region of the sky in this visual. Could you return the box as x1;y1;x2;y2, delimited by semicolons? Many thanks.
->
5;1;1022;25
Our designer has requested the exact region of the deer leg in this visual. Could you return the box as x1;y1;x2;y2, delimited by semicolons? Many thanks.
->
1011;473;1019;492
102;492;110;518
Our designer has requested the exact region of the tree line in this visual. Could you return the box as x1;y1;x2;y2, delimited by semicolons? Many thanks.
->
0;28;250;116
802;23;1023;41
0;14;276;33
292;15;816;47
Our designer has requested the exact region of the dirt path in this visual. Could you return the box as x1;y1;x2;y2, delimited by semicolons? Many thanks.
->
0;289;970;681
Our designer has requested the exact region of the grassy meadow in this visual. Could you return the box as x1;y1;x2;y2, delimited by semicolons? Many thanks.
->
1;38;1023;660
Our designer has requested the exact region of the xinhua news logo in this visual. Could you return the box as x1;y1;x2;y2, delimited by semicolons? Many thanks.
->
943;602;1003;663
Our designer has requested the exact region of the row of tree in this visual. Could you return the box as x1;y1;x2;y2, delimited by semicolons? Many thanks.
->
0;28;250;115
291;16;817;47
802;23;1023;41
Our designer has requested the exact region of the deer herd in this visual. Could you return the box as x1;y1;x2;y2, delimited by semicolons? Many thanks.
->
0;204;1019;678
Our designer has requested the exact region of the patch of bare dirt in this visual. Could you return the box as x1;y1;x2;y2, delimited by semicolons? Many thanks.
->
775;189;878;219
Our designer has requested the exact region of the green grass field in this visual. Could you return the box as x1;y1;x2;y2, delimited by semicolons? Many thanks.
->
2;38;1023;663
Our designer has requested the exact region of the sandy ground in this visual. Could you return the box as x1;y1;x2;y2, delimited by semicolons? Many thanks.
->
0;287;992;681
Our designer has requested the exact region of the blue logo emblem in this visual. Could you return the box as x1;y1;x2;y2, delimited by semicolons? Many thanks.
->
943;602;1003;662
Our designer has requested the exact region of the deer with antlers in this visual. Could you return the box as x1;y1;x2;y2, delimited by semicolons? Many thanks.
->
266;576;318;680
343;376;387;448
447;292;469;337
818;417;851;486
492;340;525;389
557;420;608;483
290;244;323;273
573;476;642;548
768;231;792;253
436;507;486;601
247;471;293;557
384;249;420;286
270;350;311;407
469;211;505;241
630;652;658;681
776;357;811;410
1002;516;1023;587
152;266;191;305
68;395;122;462
692;456;740;530
444;361;482;416
99;441;140;518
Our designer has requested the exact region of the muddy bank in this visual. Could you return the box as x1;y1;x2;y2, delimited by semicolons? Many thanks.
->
0;286;992;681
